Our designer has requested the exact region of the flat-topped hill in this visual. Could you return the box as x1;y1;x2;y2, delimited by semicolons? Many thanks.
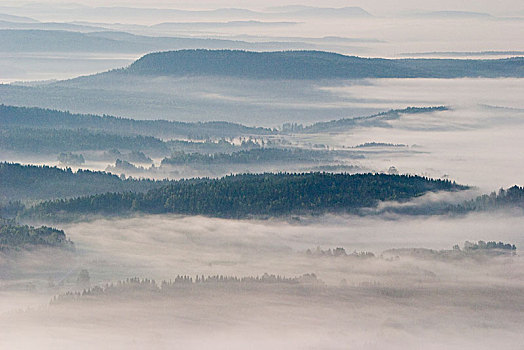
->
121;50;524;79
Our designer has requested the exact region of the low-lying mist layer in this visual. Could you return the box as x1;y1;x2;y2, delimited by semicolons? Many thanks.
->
2;212;524;349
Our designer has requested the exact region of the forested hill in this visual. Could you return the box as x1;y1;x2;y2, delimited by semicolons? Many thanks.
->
0;219;74;251
454;186;524;212
24;173;467;220
1;127;169;154
0;163;172;203
296;106;448;133
122;50;524;79
0;105;274;139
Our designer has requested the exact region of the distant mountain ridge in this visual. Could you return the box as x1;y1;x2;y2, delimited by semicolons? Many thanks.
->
266;5;371;17
120;50;524;79
418;11;493;18
0;13;38;23
0;104;274;139
300;106;449;133
0;104;447;139
0;29;316;53
275;6;371;17
0;162;172;203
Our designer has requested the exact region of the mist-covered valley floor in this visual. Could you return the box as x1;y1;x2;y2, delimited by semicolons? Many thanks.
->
2;213;524;349
2;79;524;349
2;82;523;190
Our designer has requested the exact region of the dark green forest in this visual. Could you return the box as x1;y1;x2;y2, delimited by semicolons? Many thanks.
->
160;148;332;166
0;218;73;250
23;173;466;220
0;104;274;139
167;138;263;154
374;185;524;216
1;125;267;158
455;186;524;212
0;162;172;202
299;106;448;133
0;105;451;152
124;50;524;79
1;127;169;154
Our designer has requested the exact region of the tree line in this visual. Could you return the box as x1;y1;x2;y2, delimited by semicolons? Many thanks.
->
160;148;331;166
0;218;73;250
0;104;274;139
0;162;172;202
0;126;169;154
52;273;322;304
22;173;466;220
454;186;524;212
126;50;524;79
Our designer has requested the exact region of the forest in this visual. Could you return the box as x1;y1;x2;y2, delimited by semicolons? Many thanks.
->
52;273;323;305
0;218;73;250
160;148;332;166
383;240;517;261
0;162;172;202
0;104;274;139
123;50;524;79
299;106;448;133
0;104;452;152
167;138;262;154
22;172;466;220
454;185;524;212
0;127;169;154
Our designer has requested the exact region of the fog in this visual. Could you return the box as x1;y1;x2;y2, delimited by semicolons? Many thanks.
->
59;212;524;277
2;79;523;191
3;77;523;126
0;52;137;84
1;1;523;348
288;79;524;191
2;212;524;349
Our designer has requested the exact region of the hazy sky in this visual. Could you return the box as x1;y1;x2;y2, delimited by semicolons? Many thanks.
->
2;0;524;16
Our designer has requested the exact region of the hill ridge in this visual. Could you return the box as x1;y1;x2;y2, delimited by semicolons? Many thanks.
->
118;49;524;79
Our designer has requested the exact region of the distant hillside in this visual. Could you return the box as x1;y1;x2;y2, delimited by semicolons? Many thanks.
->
160;148;333;166
150;21;298;29
455;186;524;212
0;219;73;251
0;13;38;23
0;105;274;139
23;173;467;220
0;29;144;52
280;6;371;17
122;50;524;79
368;185;524;217
419;11;493;18
0;127;169;154
0;21;106;32
0;29;315;53
266;6;371;17
299;106;448;133
0;163;172;203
